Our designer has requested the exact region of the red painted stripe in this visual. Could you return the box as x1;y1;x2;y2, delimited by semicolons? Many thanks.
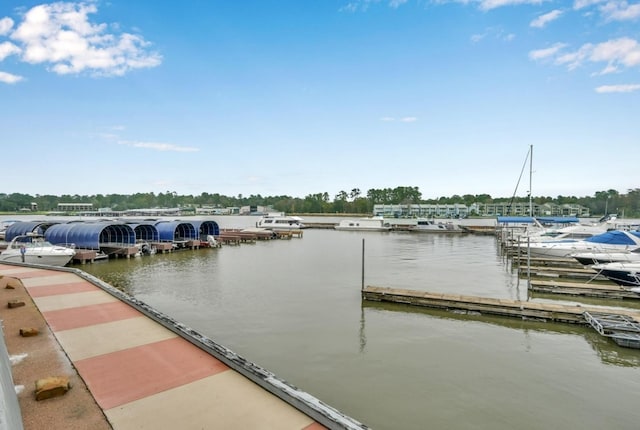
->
43;301;142;331
75;337;230;409
303;422;329;429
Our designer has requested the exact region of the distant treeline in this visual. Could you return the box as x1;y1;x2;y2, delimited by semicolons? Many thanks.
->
2;187;639;217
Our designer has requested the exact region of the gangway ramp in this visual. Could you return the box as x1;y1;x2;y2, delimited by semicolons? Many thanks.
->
583;311;640;349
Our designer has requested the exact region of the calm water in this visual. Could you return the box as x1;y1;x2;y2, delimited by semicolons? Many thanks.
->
23;216;640;429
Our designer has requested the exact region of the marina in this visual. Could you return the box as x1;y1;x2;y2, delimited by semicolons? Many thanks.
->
2;215;640;429
0;263;366;429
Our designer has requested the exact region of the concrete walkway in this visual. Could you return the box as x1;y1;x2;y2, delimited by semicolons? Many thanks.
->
1;263;368;429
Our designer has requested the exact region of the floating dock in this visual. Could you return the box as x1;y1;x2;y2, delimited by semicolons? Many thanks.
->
362;285;640;348
528;279;640;299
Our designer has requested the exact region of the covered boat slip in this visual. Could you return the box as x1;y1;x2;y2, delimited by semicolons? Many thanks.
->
3;219;221;258
3;220;62;241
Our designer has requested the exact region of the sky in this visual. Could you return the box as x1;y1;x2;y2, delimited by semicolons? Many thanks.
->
0;0;638;201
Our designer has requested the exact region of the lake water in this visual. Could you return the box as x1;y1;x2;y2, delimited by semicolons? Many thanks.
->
8;215;640;429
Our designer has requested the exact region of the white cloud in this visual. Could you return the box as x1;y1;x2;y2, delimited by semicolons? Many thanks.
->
8;2;161;77
528;43;568;60
530;10;564;28
478;0;545;11
532;38;640;74
599;1;640;21
340;0;410;12
471;33;486;43
400;116;418;122
574;0;605;9
555;44;593;70
119;141;200;152
0;71;24;83
0;17;13;35
0;41;21;61
471;27;515;43
389;0;409;7
589;37;640;72
380;116;395;121
595;83;640;92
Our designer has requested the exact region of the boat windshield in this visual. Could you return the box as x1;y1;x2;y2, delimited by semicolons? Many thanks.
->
11;236;53;248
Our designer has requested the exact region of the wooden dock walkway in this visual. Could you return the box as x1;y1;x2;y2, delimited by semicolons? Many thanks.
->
1;262;368;429
362;285;640;325
528;279;640;299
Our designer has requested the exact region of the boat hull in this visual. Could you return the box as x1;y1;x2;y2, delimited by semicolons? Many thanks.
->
572;251;640;266
594;268;640;287
334;226;391;231
0;252;74;266
335;217;391;231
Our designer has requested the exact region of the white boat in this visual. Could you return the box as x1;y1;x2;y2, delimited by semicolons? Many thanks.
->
525;230;640;258
591;261;640;291
334;217;391;231
501;216;609;246
0;234;75;266
412;219;463;233
256;214;305;230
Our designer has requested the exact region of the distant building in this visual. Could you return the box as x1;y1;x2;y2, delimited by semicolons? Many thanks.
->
373;204;469;218
196;206;232;215
373;202;590;218
240;205;273;215
57;202;93;213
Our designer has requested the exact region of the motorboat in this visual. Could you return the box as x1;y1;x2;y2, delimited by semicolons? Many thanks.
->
255;214;305;230
334;217;391;231
571;248;640;266
411;219;463;233
519;223;608;243
502;216;609;246
0;234;75;266
591;262;640;291
525;230;640;258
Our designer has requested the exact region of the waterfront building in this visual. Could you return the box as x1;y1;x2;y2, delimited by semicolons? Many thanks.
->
373;202;590;218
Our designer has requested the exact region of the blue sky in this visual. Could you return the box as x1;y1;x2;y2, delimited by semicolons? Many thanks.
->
1;0;638;200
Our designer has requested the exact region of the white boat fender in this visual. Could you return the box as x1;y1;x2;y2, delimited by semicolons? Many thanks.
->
206;235;219;248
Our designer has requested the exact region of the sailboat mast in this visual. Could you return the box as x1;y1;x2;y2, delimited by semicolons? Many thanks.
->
529;144;533;217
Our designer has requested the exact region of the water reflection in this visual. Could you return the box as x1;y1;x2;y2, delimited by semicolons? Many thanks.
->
361;301;640;367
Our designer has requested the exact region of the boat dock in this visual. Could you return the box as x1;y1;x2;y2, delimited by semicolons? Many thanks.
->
1;262;368;429
362;285;640;349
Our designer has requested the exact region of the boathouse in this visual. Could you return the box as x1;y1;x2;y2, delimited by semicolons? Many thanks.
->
125;222;160;243
4;221;63;241
45;221;137;250
187;219;220;240
154;220;198;243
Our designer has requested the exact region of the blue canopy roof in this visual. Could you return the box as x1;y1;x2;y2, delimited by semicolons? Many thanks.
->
125;222;160;242
154;221;197;242
45;222;136;250
536;216;579;224
585;230;640;245
184;220;220;238
497;216;579;224
4;221;62;241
